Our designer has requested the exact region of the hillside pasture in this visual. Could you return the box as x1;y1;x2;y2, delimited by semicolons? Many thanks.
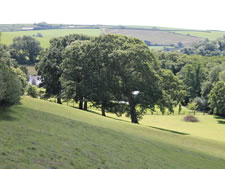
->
0;29;101;48
105;29;201;46
0;96;225;168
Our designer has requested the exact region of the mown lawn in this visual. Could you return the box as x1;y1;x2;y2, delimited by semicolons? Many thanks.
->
0;29;101;48
0;96;225;169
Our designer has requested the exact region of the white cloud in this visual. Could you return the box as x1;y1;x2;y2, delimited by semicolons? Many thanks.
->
0;0;225;30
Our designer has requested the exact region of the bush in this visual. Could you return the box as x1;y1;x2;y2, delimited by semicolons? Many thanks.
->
27;85;39;98
183;115;199;122
0;62;22;106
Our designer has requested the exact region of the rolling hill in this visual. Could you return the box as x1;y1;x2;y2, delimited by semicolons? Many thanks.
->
0;29;101;48
1;24;225;50
105;29;201;46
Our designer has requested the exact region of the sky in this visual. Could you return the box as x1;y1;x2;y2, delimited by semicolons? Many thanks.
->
1;0;225;30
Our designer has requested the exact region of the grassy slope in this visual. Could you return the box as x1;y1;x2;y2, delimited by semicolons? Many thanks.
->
0;97;225;169
0;29;101;48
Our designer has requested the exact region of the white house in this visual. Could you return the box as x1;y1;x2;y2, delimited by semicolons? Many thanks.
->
28;75;42;86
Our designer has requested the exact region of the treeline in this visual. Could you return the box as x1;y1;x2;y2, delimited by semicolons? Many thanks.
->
182;36;225;56
0;45;27;106
156;51;225;116
36;34;185;123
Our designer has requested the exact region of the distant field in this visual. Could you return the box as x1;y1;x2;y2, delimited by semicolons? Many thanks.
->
0;29;101;48
105;29;201;46
124;25;192;31
1;96;225;168
173;31;225;40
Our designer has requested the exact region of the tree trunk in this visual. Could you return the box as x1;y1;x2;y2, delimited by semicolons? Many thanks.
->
128;96;138;124
84;99;88;111
101;106;106;116
57;97;62;104
79;98;83;109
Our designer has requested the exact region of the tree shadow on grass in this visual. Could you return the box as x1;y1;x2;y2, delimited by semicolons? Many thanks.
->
214;115;225;125
149;126;189;135
218;120;225;124
69;105;130;123
214;115;225;119
0;101;23;121
0;106;18;121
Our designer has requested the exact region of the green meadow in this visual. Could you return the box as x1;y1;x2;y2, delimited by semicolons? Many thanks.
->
0;29;101;48
1;96;225;168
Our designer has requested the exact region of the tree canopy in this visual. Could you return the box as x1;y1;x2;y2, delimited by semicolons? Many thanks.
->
10;36;42;64
36;34;91;104
61;34;184;123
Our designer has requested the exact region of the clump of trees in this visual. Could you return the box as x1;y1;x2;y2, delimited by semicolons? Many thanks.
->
156;50;225;116
36;34;91;104
182;36;225;56
37;34;185;123
10;36;42;64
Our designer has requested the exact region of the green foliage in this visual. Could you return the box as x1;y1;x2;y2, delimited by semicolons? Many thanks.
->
188;102;197;111
157;69;186;114
11;67;27;94
156;51;191;74
193;97;208;112
178;62;206;100
62;34;163;123
0;45;22;106
10;36;42;64
27;84;39;98
182;36;225;56
36;34;91;103
209;81;225;115
0;44;16;66
0;62;22;106
219;70;225;82
19;65;28;76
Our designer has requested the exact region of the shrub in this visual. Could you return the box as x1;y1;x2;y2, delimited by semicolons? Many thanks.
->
27;84;39;98
183;115;199;122
0;62;22;106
